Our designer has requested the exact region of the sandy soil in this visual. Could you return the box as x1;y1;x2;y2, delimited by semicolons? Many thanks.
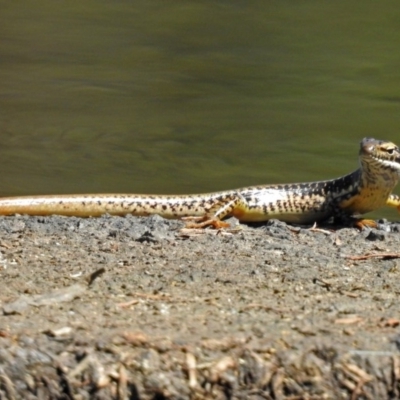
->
1;214;400;399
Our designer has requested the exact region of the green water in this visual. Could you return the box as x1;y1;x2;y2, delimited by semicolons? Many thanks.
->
1;1;400;220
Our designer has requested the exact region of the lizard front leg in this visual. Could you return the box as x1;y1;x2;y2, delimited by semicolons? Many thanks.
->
336;193;378;229
386;194;400;210
355;193;400;229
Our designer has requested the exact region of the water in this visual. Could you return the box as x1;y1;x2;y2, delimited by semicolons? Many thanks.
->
1;1;400;220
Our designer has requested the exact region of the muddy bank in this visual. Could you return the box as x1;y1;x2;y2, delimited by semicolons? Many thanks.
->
1;215;400;399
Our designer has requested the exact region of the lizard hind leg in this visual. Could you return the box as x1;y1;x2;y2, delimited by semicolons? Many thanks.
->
183;195;243;229
182;216;230;229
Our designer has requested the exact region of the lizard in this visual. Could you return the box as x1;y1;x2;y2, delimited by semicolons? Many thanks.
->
0;137;399;228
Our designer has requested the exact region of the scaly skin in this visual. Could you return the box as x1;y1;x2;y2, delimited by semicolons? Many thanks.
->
0;137;399;227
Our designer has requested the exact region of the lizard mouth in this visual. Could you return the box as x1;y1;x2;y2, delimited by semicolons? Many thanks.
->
371;156;400;172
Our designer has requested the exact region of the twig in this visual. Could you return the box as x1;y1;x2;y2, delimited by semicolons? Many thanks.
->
186;353;198;389
117;364;128;400
344;253;400;261
87;267;106;286
307;222;333;235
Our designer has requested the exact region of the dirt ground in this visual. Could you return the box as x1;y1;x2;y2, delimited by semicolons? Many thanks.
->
1;215;400;399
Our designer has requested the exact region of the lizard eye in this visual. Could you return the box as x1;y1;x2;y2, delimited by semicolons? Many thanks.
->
387;148;395;154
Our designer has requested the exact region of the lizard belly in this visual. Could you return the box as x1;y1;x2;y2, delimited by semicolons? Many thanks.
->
236;187;330;223
339;187;391;215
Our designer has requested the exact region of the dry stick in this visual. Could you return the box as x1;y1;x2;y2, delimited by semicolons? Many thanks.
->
117;292;218;306
186;353;198;389
307;222;333;235
87;267;106;286
344;253;400;261
117;364;128;400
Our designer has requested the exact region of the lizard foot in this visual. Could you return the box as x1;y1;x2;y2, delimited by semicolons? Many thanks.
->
354;219;377;230
182;216;230;229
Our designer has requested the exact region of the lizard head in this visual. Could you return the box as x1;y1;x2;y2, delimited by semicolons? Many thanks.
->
359;138;400;175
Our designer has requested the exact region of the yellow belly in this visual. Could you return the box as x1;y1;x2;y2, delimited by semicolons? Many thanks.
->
339;187;390;215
